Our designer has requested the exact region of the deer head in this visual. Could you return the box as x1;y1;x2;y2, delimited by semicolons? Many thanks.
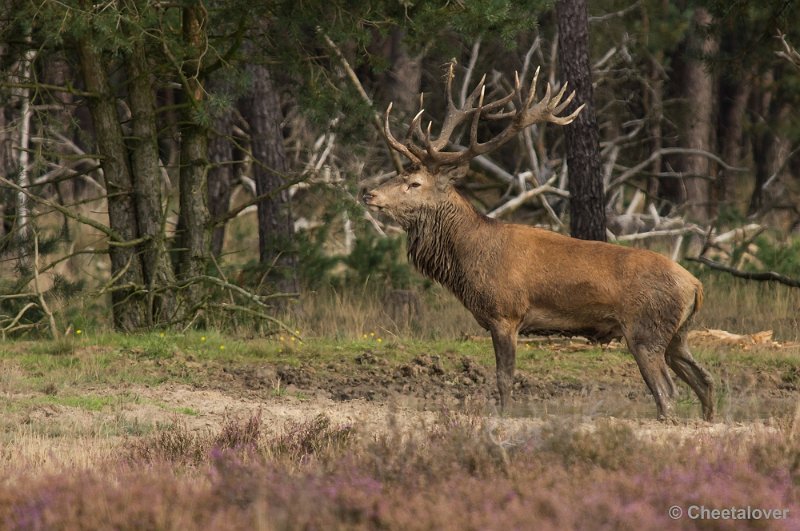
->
362;62;584;224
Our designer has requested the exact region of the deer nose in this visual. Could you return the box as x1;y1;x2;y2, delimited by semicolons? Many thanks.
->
362;192;375;204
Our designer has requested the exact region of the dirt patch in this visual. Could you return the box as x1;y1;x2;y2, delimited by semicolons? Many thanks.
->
204;343;797;422
2;334;798;476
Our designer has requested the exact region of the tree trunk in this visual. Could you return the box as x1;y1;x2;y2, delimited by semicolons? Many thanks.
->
641;6;665;202
556;0;607;241
385;28;421;113
681;7;717;223
207;120;234;257
238;63;297;293
0;40;15;242
717;75;751;215
175;2;211;307
747;70;773;214
125;12;177;324
43;53;76;208
749;96;790;216
77;36;147;331
0;102;13;241
12;47;36;270
207;77;235;257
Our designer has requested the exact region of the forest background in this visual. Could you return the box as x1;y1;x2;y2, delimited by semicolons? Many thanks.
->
1;0;799;338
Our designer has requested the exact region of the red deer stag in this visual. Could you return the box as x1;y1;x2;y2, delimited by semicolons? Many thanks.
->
362;63;714;421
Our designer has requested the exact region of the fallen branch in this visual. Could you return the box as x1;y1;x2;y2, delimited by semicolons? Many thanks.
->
776;32;800;69
208;302;295;335
33;232;59;339
687;256;800;288
616;226;704;242
487;175;564;218
608;147;746;190
213;172;308;226
0;302;37;339
0;81;96;98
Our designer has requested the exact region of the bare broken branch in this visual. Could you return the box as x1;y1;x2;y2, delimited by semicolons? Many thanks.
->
487;174;564;218
608;147;746;190
687;256;800;288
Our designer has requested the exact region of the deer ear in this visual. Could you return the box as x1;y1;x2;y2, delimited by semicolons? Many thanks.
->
437;164;468;185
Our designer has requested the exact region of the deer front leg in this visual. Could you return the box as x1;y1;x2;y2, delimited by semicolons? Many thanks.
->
490;323;518;413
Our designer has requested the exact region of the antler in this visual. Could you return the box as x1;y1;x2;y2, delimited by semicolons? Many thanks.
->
381;63;585;168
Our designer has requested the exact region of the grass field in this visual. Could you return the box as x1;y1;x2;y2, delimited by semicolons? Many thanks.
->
0;329;798;529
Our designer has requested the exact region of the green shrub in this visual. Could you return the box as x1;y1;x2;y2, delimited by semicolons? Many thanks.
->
751;235;800;278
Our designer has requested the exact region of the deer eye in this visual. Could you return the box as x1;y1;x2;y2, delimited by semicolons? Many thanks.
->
409;182;422;188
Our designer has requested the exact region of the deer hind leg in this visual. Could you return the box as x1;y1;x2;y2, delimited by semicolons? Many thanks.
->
625;328;677;422
490;322;518;414
666;325;715;421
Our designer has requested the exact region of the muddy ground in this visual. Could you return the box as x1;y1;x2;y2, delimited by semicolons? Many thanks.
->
219;336;799;422
2;333;798;473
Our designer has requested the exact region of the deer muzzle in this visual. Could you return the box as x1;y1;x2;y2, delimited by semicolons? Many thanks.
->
361;191;382;210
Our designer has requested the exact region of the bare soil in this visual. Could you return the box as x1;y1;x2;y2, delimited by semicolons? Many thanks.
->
2;334;797;475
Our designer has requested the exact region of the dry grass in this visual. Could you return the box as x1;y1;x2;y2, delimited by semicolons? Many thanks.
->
0;429;120;475
696;274;800;340
290;284;482;340
288;273;799;341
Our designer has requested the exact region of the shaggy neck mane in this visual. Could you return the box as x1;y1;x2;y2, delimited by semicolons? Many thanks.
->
405;191;493;299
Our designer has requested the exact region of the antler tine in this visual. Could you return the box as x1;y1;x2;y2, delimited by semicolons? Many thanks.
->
548;81;571;112
469;102;483;152
525;66;541;108
482;90;517;119
467;85;486;145
406;109;429;158
551;83;575;114
383;102;421;163
426;68;484;152
527;82;584;126
548;102;585;126
536;82;553;112
424;121;439;159
445;61;456;109
408;108;425;138
463;73;487;108
382;63;585;169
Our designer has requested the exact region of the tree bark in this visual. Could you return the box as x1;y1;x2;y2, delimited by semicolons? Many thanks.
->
385;28;421;113
239;63;297;293
124;11;177;324
0;100;13;241
175;2;211;306
556;0;607;241
76;36;147;331
641;6;665;202
749;98;790;216
207;121;234;257
43;52;76;208
207;77;235;257
681;8;717;223
0;30;15;242
717;75;751;214
747;70;773;214
12;47;36;270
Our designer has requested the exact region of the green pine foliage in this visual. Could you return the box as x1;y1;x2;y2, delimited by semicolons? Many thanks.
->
344;231;412;289
750;235;800;278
